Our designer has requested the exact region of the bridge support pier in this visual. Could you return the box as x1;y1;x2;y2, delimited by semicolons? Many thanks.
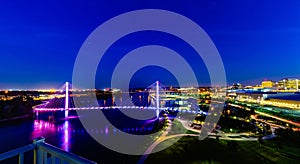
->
65;110;69;118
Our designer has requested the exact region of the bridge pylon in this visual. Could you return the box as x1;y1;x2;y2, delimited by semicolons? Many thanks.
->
156;81;160;119
65;82;69;118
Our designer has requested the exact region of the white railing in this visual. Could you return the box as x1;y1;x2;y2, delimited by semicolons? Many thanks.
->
0;137;97;164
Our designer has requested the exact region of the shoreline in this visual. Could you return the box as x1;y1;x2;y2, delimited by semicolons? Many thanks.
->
0;114;34;123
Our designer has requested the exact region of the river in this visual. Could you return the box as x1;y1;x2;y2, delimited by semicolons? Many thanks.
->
0;109;161;163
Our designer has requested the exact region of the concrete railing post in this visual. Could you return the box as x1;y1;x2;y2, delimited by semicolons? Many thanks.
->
33;137;45;164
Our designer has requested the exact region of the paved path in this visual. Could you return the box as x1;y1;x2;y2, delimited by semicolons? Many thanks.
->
137;124;198;164
176;118;260;141
138;116;277;163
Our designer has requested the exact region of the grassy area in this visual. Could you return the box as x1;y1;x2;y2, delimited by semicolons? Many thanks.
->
145;133;300;164
167;119;186;135
143;112;300;163
167;119;198;136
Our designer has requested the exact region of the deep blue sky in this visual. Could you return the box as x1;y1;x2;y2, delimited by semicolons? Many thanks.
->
1;0;300;89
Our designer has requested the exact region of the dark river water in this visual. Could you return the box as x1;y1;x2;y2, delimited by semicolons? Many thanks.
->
0;109;161;164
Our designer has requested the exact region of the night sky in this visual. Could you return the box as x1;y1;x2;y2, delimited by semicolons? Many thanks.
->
1;0;300;89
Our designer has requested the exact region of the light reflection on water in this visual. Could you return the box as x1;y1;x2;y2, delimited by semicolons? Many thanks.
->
30;116;155;152
31;119;72;151
63;121;69;151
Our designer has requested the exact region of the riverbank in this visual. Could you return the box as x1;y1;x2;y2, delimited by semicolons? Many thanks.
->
0;114;34;123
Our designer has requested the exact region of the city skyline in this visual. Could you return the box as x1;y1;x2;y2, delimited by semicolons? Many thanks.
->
1;1;300;89
1;76;300;90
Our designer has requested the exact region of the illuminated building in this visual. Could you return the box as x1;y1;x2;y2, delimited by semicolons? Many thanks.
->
261;80;274;88
231;83;242;89
277;78;299;90
261;98;300;109
230;88;300;109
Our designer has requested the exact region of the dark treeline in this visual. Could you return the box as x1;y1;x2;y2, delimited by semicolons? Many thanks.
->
0;96;41;120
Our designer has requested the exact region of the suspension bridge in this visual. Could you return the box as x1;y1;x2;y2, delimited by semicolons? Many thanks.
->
34;81;198;118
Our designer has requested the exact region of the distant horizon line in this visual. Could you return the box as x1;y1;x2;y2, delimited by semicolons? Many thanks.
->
1;75;300;90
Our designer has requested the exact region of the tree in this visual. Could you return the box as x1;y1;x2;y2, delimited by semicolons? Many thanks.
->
258;136;264;147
